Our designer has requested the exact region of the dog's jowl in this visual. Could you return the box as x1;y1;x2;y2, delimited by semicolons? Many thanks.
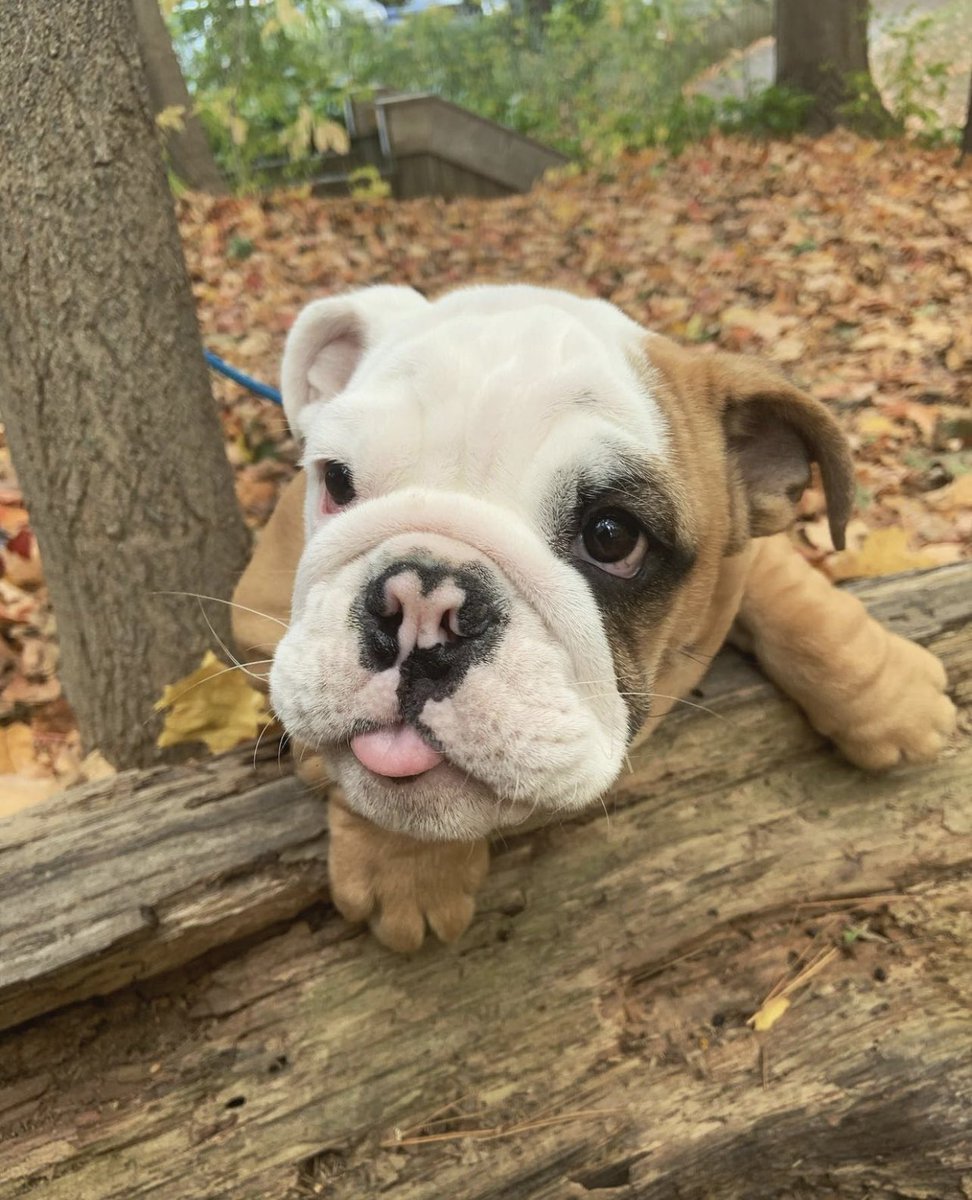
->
233;284;956;952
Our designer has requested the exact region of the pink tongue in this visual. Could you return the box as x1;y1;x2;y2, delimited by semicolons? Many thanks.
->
351;725;444;778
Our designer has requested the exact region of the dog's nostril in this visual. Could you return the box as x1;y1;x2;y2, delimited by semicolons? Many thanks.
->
440;609;461;643
366;587;402;621
375;610;402;639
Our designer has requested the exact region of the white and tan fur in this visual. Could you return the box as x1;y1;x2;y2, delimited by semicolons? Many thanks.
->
233;285;956;952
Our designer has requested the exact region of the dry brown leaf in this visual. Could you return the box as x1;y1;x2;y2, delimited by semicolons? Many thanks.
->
1;541;44;589
155;650;270;754
770;336;805;364
720;305;786;341
926;475;972;514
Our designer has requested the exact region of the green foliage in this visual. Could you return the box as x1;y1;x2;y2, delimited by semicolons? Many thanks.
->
168;0;353;187
167;0;962;186
168;0;767;176
718;85;813;138
836;69;902;139
227;235;255;260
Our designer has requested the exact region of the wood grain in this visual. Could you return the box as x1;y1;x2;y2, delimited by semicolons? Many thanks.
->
0;753;324;1033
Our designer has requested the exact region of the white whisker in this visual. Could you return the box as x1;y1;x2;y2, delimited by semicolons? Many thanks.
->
154;590;290;630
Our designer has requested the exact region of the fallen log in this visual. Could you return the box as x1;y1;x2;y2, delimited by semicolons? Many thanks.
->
0;563;969;1199
0;750;322;1033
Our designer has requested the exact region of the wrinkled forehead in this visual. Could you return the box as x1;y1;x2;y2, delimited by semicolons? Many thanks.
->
301;305;669;505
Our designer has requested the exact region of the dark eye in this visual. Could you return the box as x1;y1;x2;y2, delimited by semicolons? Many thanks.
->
575;507;647;578
322;461;355;512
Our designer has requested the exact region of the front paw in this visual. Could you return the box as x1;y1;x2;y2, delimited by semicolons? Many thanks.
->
828;637;957;771
327;797;490;952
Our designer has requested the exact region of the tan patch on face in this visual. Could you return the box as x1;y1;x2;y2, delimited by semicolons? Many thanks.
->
589;337;745;742
614;333;853;745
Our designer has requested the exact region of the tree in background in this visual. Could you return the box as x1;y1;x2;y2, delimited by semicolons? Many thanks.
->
962;69;972;158
0;1;250;768
775;0;897;135
132;0;228;193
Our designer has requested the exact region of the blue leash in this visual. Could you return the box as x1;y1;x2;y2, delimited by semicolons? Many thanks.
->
205;349;283;406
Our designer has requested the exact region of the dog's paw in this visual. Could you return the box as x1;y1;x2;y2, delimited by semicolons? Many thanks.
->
827;637;957;771
327;798;489;952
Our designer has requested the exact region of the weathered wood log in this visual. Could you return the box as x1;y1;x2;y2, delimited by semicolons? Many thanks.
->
0;563;969;1199
0;753;322;1033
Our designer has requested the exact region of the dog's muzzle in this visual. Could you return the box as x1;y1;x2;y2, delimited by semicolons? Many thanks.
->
348;556;510;780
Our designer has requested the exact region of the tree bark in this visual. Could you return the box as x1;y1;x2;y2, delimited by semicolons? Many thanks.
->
0;1;251;768
131;0;228;194
961;68;972;158
0;564;969;1198
775;0;898;136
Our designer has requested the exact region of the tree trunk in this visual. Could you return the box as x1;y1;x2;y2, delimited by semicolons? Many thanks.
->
0;1;251;768
131;0;229;194
775;0;898;136
961;68;972;159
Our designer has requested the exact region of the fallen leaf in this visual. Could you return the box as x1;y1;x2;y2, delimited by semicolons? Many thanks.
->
155;650;270;754
747;995;790;1033
926;474;972;514
0;722;35;774
771;336;805;364
0;504;29;536
720;305;785;341
80;749;117;782
856;412;903;441
1;540;44;589
0;775;62;818
827;526;941;581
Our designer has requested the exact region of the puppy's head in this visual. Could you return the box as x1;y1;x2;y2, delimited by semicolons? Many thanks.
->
270;285;852;840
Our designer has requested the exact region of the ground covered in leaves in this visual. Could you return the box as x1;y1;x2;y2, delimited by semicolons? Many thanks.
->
1;132;969;798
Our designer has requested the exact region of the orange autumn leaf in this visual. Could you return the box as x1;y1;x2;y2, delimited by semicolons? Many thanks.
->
154;650;270;754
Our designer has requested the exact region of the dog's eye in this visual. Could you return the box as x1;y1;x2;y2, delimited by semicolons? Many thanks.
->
322;461;356;513
575;507;647;578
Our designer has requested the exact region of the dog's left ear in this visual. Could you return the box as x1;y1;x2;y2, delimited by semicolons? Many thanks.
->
281;286;429;437
710;353;855;551
646;338;854;553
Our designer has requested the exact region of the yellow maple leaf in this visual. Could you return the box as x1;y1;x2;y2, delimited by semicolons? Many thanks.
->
155;651;269;754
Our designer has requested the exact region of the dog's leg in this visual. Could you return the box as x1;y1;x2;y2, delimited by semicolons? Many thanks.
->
733;534;956;769
327;796;490;952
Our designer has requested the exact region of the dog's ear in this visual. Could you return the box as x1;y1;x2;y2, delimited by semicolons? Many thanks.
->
645;337;854;553
281;286;429;436
711;353;854;552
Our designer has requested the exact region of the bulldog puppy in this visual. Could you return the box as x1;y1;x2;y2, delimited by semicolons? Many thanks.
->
232;284;956;952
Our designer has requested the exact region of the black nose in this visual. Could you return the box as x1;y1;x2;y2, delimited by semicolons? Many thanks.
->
355;558;508;709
